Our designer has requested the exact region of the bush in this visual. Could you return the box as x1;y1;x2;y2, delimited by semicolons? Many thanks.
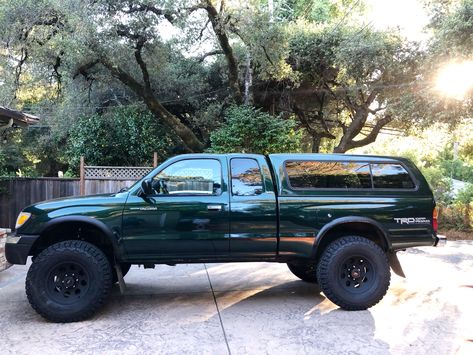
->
0;148;6;176
439;203;472;231
66;107;174;172
440;159;473;183
457;183;473;204
209;105;302;154
437;184;473;231
422;167;453;205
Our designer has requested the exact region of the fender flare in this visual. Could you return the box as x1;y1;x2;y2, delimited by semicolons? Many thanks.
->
311;216;391;258
37;216;120;256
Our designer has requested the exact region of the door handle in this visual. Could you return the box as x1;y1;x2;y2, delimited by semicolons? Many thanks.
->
207;205;222;211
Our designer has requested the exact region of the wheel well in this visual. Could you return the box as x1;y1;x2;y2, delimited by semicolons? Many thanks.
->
314;222;388;261
31;222;115;261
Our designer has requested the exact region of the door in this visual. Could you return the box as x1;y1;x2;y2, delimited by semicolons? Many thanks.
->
229;157;277;257
122;158;230;260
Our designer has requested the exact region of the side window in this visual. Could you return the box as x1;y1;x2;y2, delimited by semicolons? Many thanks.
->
285;161;372;189
231;158;264;196
153;159;222;195
371;163;415;189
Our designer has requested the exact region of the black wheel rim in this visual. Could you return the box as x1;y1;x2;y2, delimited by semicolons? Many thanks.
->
46;262;90;304
338;256;375;294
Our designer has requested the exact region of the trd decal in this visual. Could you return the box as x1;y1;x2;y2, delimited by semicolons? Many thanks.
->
394;217;430;224
130;207;158;211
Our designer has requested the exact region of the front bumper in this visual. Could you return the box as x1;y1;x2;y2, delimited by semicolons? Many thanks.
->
5;233;40;264
435;234;447;247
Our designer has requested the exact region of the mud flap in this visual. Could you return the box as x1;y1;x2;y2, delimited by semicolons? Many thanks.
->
388;251;406;278
114;264;126;294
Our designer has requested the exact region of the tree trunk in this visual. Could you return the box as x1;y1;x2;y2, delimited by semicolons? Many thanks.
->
334;108;368;153
205;0;243;104
244;52;253;105
311;135;321;153
334;112;394;153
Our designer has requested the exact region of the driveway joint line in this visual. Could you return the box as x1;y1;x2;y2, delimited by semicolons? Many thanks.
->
204;263;232;355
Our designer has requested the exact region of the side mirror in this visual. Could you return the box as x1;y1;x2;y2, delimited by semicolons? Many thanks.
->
141;178;153;196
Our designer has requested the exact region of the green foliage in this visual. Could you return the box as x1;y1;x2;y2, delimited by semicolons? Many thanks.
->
429;0;473;57
0;148;7;176
66;107;173;171
0;123;69;177
439;203;473;230
275;0;364;23
209;105;302;154
457;183;473;203
422;167;454;204
440;159;473;182
434;143;473;182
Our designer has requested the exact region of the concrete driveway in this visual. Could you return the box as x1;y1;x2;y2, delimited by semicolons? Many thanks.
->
1;241;472;355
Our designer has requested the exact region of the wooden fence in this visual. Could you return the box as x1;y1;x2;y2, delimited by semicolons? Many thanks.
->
0;154;158;229
0;177;79;229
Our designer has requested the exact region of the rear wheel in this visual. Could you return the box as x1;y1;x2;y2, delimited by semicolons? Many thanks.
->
26;240;113;322
317;236;390;310
287;262;318;283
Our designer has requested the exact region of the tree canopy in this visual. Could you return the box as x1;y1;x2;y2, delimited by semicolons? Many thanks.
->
0;0;472;176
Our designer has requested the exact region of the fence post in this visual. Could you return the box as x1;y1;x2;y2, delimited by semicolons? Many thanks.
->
153;152;158;168
80;156;85;196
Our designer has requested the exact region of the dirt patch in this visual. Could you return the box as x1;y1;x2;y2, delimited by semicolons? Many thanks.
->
439;229;473;240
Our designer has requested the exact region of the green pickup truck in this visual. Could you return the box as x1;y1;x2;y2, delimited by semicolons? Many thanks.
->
6;153;445;322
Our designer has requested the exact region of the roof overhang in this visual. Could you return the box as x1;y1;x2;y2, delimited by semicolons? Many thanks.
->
0;106;40;128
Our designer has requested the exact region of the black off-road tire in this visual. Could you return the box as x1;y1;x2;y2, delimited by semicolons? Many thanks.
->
316;236;390;310
26;240;113;323
112;263;131;284
287;262;318;283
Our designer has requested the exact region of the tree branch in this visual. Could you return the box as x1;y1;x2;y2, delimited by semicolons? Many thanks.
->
204;0;243;104
134;38;151;91
99;57;204;152
197;50;224;62
344;114;394;150
261;45;274;66
294;105;336;139
122;4;176;23
198;18;211;41
115;25;151;90
73;60;99;79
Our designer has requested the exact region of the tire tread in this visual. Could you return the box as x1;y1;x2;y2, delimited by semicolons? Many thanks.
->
316;236;390;310
26;240;112;322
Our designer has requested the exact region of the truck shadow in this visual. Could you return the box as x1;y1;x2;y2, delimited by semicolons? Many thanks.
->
105;278;390;353
1;279;388;354
211;281;390;354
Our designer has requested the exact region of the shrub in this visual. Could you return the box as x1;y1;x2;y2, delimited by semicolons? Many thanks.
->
209;105;302;154
439;203;472;231
66;107;174;172
422;167;453;205
0;148;6;176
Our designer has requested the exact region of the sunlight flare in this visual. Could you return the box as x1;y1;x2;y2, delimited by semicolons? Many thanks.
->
435;61;473;99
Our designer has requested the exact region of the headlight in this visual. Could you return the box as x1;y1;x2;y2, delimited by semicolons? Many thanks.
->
15;212;31;229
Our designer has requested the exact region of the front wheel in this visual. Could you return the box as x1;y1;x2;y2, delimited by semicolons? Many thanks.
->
316;236;390;310
26;240;113;322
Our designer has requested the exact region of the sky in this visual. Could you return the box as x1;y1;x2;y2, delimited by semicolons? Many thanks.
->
364;0;430;41
158;1;432;44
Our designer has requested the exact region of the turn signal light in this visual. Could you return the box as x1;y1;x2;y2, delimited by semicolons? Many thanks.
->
15;212;31;230
433;207;439;233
